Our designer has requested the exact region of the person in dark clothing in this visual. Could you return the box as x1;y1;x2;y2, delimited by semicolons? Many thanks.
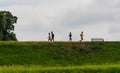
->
80;31;84;42
51;31;54;42
69;32;72;41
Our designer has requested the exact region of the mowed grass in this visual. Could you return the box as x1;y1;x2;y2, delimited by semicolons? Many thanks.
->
0;41;120;66
0;41;120;73
0;64;120;73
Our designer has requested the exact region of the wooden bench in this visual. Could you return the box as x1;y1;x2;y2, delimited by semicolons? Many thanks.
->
91;38;104;42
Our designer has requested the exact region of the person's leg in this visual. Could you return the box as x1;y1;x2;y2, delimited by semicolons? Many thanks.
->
53;37;54;41
70;37;72;41
81;37;83;41
52;37;54;41
82;37;83;40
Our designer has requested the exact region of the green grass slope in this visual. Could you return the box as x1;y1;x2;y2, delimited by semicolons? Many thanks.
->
0;41;119;66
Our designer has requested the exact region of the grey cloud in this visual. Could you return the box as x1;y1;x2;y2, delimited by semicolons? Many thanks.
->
58;9;116;29
53;0;120;29
110;29;120;34
0;0;41;7
109;24;120;34
94;0;120;7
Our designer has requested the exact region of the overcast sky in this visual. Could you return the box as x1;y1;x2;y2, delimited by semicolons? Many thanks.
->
0;0;120;41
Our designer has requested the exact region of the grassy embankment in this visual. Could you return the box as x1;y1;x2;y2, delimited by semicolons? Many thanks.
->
0;41;119;73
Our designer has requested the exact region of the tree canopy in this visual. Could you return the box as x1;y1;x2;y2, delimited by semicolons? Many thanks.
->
0;11;17;41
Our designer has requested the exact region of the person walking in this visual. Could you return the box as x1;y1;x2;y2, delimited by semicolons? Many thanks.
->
48;33;51;41
80;31;84;42
69;32;72;41
51;31;54;42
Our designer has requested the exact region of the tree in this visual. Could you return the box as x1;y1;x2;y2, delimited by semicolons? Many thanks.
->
0;11;17;41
